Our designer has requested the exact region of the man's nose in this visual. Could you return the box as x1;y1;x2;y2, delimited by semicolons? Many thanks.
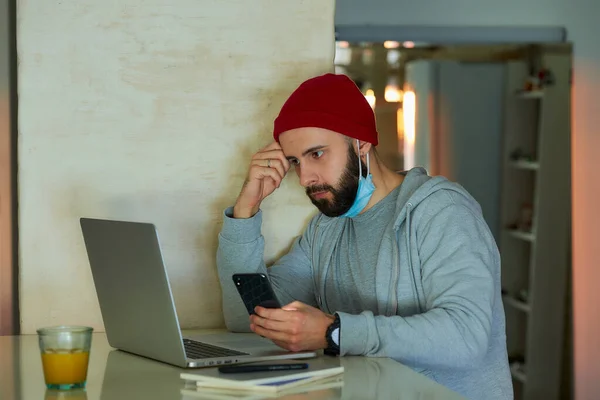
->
298;165;318;187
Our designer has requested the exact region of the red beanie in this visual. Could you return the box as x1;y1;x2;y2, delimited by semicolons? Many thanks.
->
273;73;379;146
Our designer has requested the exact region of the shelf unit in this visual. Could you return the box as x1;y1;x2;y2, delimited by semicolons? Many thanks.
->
515;89;544;99
506;229;536;243
499;53;571;400
502;294;532;313
510;362;528;383
510;160;540;171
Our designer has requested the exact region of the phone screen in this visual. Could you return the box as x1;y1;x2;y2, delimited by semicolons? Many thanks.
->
232;273;282;315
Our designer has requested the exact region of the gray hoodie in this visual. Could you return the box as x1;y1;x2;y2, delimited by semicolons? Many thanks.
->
216;167;513;399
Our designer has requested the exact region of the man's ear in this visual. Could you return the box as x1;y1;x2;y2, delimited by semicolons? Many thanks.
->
358;141;372;159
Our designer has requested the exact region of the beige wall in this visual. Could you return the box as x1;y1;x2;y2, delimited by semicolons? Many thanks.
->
17;0;334;334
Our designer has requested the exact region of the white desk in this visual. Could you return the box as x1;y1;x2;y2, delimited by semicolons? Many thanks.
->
0;331;466;399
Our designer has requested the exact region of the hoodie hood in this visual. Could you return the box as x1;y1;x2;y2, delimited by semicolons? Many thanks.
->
392;167;483;232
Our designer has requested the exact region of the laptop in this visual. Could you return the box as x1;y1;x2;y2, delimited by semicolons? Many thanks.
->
79;217;317;368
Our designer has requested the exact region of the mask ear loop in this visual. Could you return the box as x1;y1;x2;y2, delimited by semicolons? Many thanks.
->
356;139;362;178
366;151;370;176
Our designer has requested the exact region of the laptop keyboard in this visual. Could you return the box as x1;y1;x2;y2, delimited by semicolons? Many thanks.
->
183;338;249;360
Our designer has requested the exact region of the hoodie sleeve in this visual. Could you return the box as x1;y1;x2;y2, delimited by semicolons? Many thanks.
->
337;202;496;371
216;207;317;332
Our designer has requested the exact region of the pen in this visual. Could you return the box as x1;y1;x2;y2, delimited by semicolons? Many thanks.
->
218;363;309;374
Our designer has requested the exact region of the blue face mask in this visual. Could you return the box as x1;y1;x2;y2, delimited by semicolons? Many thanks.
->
340;140;376;218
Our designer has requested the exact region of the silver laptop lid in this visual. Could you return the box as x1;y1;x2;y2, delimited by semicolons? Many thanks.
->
80;217;188;367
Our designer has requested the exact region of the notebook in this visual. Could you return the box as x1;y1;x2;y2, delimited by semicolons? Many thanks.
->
180;358;344;394
180;375;343;399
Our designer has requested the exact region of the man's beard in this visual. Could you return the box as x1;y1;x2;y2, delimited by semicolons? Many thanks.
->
305;144;368;217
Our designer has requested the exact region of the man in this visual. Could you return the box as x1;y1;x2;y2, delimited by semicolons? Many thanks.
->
216;73;513;399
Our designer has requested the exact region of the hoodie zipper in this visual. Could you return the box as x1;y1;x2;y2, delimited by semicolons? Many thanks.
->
312;215;333;313
312;215;324;310
404;202;424;314
390;202;411;316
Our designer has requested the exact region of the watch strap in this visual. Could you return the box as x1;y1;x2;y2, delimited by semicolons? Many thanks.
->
324;313;340;356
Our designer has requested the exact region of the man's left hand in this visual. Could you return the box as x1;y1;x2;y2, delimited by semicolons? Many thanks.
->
249;301;335;352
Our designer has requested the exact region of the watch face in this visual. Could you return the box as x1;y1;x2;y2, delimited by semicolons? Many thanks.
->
332;327;340;346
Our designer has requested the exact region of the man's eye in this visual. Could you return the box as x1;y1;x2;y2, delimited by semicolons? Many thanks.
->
290;158;300;166
312;150;324;159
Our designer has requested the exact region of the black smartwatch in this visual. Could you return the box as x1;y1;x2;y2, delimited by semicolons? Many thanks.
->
324;313;340;356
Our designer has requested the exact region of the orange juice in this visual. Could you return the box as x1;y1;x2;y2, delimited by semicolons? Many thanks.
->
41;351;89;385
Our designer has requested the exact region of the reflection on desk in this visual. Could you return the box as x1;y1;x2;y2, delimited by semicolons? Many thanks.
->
0;332;466;400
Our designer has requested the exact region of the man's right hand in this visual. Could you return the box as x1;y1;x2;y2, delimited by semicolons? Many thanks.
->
233;141;291;218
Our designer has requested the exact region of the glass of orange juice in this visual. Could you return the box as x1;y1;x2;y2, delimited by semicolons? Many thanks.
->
37;326;93;390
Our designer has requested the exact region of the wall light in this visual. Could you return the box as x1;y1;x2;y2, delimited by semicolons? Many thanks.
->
384;41;400;49
334;45;352;66
386;49;401;68
403;90;416;170
396;107;404;154
365;89;376;109
362;48;374;65
384;76;403;103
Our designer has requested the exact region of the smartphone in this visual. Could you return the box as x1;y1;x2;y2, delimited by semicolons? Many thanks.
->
232;273;282;315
